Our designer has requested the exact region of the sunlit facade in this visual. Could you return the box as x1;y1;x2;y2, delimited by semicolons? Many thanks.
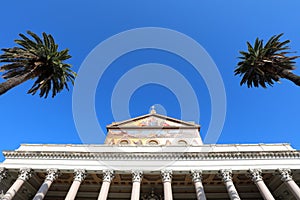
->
1;108;300;199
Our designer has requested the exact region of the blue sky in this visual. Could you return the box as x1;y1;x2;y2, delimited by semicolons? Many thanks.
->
1;1;300;161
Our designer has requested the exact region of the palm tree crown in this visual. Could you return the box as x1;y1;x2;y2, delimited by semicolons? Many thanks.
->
235;33;300;88
0;31;76;98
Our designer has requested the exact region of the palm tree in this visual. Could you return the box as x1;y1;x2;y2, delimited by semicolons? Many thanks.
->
0;31;76;98
235;33;300;88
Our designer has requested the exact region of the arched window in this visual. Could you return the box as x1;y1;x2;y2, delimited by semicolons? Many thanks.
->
177;140;187;145
119;140;129;145
148;140;159;145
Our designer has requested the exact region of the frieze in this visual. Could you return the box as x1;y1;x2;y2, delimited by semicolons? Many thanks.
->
3;151;300;161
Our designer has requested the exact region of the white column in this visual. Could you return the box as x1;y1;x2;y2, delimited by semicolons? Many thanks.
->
131;170;143;200
97;170;114;200
33;169;59;200
219;169;241;200
2;168;32;200
278;168;300;200
161;169;173;200
0;168;7;182
191;170;206;200
248;169;274;200
65;169;87;200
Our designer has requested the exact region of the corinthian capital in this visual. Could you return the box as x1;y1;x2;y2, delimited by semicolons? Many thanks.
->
74;169;87;182
18;168;33;181
0;168;7;181
248;168;263;182
45;168;59;182
218;169;232;183
132;170;143;183
190;169;203;183
161;169;172;183
277;168;293;182
102;170;114;183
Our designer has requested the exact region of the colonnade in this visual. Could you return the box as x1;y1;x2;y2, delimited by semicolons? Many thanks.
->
0;167;299;200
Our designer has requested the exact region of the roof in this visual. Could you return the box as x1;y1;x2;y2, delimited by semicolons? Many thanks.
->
106;112;200;130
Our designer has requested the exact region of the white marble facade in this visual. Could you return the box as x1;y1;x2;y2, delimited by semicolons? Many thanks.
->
0;111;300;199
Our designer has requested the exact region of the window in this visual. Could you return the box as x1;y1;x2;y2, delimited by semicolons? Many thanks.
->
119;140;129;145
177;140;187;145
148;140;159;145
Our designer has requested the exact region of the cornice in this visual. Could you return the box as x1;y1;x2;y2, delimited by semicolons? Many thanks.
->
3;150;300;161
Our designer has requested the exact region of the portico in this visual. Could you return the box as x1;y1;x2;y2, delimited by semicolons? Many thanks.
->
0;110;300;199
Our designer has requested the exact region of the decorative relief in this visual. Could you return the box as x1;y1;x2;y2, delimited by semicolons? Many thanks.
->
102;170;114;183
161;169;172;183
132;170;143;183
18;168;33;181
45;168;59;182
278;168;293;182
190;169;203;183
0;168;7;181
4;151;300;160
74;169;87;182
218;169;232;183
248;168;263;182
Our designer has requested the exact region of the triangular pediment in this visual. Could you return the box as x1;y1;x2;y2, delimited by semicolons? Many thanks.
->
105;110;202;146
107;113;200;129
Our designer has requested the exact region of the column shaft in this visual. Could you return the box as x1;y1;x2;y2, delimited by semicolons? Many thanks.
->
33;169;59;200
131;182;141;200
2;168;32;200
191;170;206;200
248;169;274;200
255;180;275;200
65;181;81;200
2;179;25;200
98;181;111;200
219;169;240;200
33;180;53;200
65;169;87;200
285;180;300;200
131;170;143;200
224;181;241;200
97;170;114;200
161;170;173;200
278;168;300;200
163;182;173;200
194;181;206;200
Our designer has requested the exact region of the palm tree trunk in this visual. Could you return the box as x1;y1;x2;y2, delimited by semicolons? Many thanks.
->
0;71;36;95
280;70;300;86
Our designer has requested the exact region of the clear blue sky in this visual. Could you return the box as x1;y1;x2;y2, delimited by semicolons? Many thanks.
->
1;1;300;161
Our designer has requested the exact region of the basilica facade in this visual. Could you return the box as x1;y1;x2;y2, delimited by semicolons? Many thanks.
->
0;109;300;200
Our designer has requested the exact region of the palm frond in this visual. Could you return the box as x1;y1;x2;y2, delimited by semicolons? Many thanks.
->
235;33;299;88
0;30;77;98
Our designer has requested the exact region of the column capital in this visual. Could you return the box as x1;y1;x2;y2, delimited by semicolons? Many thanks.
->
74;169;87;182
0;167;8;181
218;169;232;183
161;169;172;183
190;169;203;183
18;168;33;181
248;168;263;182
102;170;114;183
277;168;293;182
45;168;59;182
131;170;143;183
